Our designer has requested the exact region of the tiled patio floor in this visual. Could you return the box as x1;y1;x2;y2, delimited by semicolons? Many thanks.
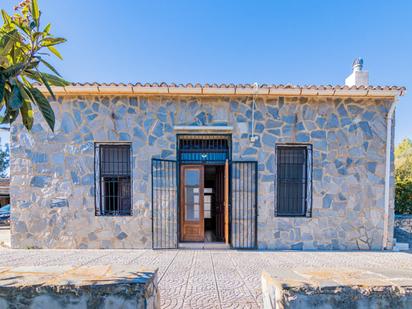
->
0;249;412;308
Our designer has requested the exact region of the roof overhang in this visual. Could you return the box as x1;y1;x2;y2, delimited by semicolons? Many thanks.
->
37;83;406;98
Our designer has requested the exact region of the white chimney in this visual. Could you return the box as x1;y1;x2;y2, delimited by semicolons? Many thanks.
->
345;57;369;87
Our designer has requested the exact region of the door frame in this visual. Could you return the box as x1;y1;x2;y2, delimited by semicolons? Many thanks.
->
176;134;232;244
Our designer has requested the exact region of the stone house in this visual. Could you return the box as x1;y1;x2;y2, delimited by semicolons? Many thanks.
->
10;63;405;250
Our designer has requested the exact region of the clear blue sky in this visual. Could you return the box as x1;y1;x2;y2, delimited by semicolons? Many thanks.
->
1;0;411;144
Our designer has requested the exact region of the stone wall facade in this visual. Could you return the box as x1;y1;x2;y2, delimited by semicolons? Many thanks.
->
10;94;395;249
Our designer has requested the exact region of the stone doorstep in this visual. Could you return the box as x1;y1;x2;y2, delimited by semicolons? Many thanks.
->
178;242;231;250
262;267;412;309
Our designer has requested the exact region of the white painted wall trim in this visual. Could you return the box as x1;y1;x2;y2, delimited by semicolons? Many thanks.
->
173;126;233;132
383;99;397;250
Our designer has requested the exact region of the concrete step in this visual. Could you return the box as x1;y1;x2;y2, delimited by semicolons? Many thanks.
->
393;241;410;251
178;242;230;250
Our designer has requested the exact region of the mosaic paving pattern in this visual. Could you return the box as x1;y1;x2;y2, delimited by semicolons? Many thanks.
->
1;249;412;308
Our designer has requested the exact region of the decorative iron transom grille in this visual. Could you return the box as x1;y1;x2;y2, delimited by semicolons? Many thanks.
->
177;135;230;163
95;144;132;216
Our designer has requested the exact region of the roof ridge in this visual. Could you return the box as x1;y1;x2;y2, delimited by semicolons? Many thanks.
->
44;81;406;89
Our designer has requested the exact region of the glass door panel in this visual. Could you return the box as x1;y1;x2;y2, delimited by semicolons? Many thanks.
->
184;169;200;221
180;165;204;241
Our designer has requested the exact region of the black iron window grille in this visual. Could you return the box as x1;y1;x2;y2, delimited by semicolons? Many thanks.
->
95;144;132;216
275;145;312;217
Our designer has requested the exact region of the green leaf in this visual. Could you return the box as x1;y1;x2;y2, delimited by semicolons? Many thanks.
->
47;46;63;60
41;72;69;86
28;87;55;131
38;58;61;76
2;107;18;124
26;60;40;70
20;100;34;130
42;37;66;46
16;80;29;100
29;21;37;30
14;20;31;37
3;63;25;78
0;74;5;103
23;84;35;102
32;31;44;41
37;71;55;100
31;0;40;25
9;84;23;110
21;76;33;88
0;55;9;68
1;10;11;25
43;23;51;34
0;29;18;57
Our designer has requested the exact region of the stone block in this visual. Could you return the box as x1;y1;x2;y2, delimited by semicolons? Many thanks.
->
243;148;257;156
51;153;65;165
325;113;339;129
0;266;159;309
81;174;94;186
32;153;48;164
311;130;326;139
117;232;128;240
267;106;279;119
367;162;377;174
50;199;69;208
323;194;333;209
296;132;309;142
262;133;276;147
262;268;412;309
316;117;326;128
359;121;373;139
60;112;77;133
282;115;296;124
152;122;163;137
30;176;51;188
296;122;305;131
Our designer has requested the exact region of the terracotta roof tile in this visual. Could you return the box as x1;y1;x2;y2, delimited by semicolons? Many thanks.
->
38;82;405;97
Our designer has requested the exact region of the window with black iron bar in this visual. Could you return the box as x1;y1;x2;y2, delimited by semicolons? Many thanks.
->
95;144;132;216
275;145;312;217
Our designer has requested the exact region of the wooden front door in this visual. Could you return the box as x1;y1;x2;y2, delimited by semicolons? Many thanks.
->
180;165;204;241
215;161;230;243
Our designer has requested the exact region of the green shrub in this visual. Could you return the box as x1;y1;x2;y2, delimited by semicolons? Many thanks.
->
395;138;412;214
395;179;412;214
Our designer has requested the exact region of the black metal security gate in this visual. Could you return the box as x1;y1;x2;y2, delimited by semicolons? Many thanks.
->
152;158;178;249
231;161;258;249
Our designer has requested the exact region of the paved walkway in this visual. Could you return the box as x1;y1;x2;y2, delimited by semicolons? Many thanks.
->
0;249;411;308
